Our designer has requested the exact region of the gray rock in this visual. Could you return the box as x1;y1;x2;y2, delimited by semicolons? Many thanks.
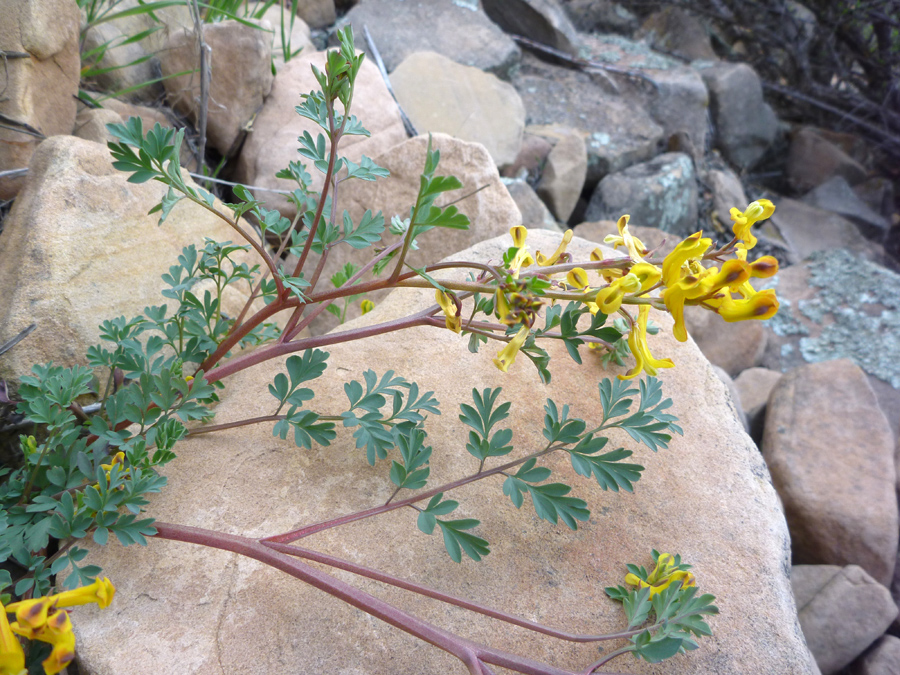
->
562;0;638;35
801;175;891;241
848;635;900;675
768;198;879;262
638;7;717;61
787;126;868;193
337;0;521;79
513;52;664;186
698;62;778;169
585;152;698;236
763;360;898;585
792;564;898;674
759;250;900;439
390;51;525;167
532;126;587;222
482;0;581;56
639;66;710;161
502;178;561;231
707;168;749;224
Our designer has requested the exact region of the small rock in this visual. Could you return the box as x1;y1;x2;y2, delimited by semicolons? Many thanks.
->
234;50;407;218
501;132;553;180
684;305;767;378
337;0;521;79
712;365;749;432
585;152;698;236
503;178;560;231
787;126;868;193
160;21;274;157
562;0;639;34
293;0;335;29
853;177;895;222
72;108;125;145
638;7;717;61
390;51;525;167
848;635;900;675
533;127;587;222
698;62;778;169
801;175;891;241
734;367;782;442
763;360;898;584
638;66;710;162
706;168;749;226
792;564;898;674
80;14;162;102
482;0;581;56
769;198;879;262
0;0;81;200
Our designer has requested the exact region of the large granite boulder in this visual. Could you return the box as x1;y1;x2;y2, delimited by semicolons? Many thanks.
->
72;232;814;675
0;136;257;380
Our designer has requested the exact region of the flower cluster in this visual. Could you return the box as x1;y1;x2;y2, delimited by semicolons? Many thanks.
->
624;552;696;597
1;578;115;675
432;201;780;379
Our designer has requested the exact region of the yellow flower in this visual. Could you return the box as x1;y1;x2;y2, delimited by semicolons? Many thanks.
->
566;267;590;290
506;226;535;278
661;231;712;288
593;262;660;316
493;324;530;373
620;306;675;380
535;229;573;266
624;552;697;597
730;199;775;252
603;215;648;263
0;602;25;675
360;299;374;315
50;577;116;611
434;291;461;334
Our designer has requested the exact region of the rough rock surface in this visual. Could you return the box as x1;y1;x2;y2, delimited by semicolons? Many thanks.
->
532;126;587;222
712;365;749;432
482;0;581;56
294;0;335;29
0;136;255;380
337;0;521;78
303;133;523;335
698;62;777;169
72;109;125;145
503;178;561;231
390;52;525;167
638;8;717;61
585;152;698;235
160;21;274;157
787;126;868;193
73;233;814;675
849;635;900;675
235;50;407;218
759;249;900;438
800;175;890;241
792;564;898;674
256;6;316;67
513;52;664;186
769;198;878;261
763;360;898;584
0;0;81;200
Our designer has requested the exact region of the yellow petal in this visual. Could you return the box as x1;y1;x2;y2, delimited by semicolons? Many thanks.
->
661;232;711;287
535;229;573;266
493;324;530;373
0;603;25;675
510;225;528;249
52;577;116;610
566;267;590;290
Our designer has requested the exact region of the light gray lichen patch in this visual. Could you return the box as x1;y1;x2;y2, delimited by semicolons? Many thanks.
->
761;290;809;337
793;249;900;388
